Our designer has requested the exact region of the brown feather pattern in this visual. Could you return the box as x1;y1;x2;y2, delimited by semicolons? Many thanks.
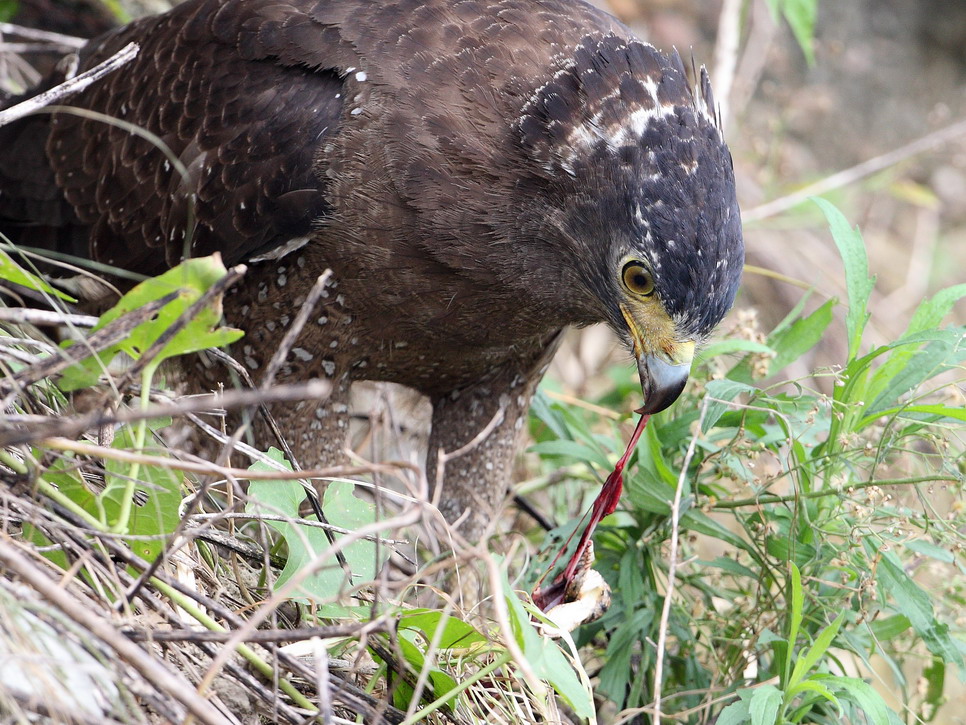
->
0;0;743;537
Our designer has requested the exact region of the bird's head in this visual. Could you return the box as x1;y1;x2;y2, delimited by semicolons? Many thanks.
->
518;34;744;414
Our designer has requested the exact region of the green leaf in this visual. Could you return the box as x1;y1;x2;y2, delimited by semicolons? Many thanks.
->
820;675;893;725
399;610;488;650
790;612;845;688
322;479;384;583
0;0;18;23
864;327;966;415
702;379;757;433
788;679;842;713
529;389;570;441
748;684;782;725
502;569;593;719
696;338;774;366
904;539;954;564
868;284;966;402
869;615;911;642
716;695;751;725
102;425;182;561
246;449;387;601
624;467;674;515
395;630;459;698
683;510;759;561
700;556;759;580
59;255;243;390
871;544;965;673
865;403;966;425
920;657;945;722
0;249;75;301
767;298;835;375
528;439;612;471
904;283;966;334
766;0;817;64
813;199;874;361
785;562;804;685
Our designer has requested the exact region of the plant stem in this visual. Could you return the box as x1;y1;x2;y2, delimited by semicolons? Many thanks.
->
0;449;105;528
710;474;957;510
150;577;319;712
112;367;153;533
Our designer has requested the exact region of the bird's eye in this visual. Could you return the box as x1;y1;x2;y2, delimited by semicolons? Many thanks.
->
621;261;655;296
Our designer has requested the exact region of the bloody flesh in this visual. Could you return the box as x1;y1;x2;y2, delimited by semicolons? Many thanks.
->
532;413;650;611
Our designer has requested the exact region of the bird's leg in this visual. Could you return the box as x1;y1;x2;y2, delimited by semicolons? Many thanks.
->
427;336;561;540
252;371;352;471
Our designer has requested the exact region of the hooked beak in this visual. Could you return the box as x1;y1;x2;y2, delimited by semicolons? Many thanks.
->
620;304;694;415
636;344;693;414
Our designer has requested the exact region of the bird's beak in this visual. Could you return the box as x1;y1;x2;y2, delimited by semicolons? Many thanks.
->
635;343;693;414
620;304;694;415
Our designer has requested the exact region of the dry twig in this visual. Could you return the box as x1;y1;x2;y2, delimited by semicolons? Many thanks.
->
0;42;138;126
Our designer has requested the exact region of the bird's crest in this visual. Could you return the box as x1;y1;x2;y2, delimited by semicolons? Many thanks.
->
519;35;721;177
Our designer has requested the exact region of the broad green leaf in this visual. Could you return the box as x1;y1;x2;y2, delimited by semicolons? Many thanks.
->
502;570;593;719
702;379;757;432
869;615;911;642
866;328;965;415
60;255;243;390
788;679;842;713
904;539;954;564
748;684;782;725
102;425;182;561
814;199;874;361
767;298;835;375
716;697;751;725
768;287;814;337
624;467;674;515
529;389;570;441
820;675;892;725
871;544;965;673
699;556;759;580
245;448;373;602
868;284;966;401
683;510;759;561
863;403;966;426
640;420;678;486
598;608;652;708
322;479;384;583
399;610;488;650
395;630;459;698
0;250;75;301
905;284;966;334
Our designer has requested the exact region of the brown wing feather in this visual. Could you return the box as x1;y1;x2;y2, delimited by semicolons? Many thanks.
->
1;0;344;277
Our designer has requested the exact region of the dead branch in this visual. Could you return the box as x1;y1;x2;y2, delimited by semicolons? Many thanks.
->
0;42;138;127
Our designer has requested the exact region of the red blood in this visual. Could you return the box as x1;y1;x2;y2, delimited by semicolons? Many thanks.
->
533;414;650;611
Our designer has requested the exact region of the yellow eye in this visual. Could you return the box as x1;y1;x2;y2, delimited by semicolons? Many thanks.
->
622;261;654;296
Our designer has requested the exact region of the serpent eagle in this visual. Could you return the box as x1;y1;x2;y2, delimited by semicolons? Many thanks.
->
0;0;744;537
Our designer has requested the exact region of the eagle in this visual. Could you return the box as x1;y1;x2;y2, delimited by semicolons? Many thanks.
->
0;0;744;538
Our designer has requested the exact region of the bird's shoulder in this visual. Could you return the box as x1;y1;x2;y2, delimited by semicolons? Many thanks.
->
3;0;648;278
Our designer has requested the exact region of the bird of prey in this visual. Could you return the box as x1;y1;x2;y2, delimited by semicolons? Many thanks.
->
0;0;744;538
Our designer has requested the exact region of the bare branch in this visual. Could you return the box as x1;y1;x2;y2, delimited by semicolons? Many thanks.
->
0;22;88;48
743;116;966;223
652;402;707;724
0;42;138;127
